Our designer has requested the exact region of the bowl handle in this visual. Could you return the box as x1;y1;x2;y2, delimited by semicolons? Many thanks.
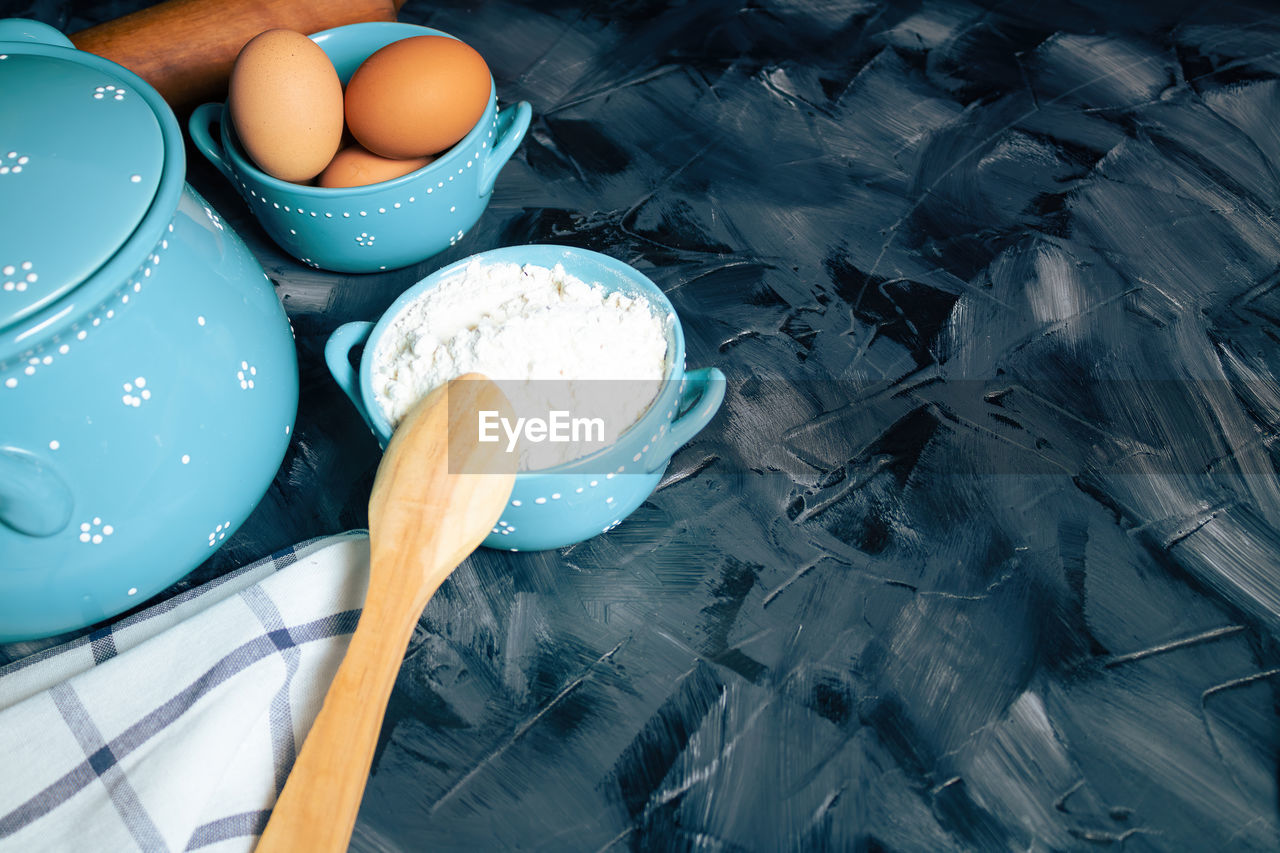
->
480;100;532;197
0;447;73;538
646;367;726;473
325;321;382;437
188;103;237;183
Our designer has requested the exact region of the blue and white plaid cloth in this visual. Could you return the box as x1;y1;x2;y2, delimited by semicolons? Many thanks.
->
0;531;370;853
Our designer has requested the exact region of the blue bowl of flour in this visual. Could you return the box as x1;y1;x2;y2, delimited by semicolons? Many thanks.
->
325;244;726;550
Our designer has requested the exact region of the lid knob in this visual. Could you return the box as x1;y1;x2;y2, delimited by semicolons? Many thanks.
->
0;18;75;48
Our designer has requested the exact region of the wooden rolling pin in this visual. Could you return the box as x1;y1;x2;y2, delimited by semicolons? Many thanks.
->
69;0;408;116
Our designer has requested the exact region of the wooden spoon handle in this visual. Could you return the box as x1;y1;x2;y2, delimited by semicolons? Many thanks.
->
255;375;514;852
253;592;419;852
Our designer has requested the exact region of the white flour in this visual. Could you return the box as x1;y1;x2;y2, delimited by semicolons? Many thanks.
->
371;260;669;469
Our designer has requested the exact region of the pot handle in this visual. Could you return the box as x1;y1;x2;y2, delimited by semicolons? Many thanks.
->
325;321;383;440
480;101;532;197
0;446;73;538
188;102;237;183
645;367;726;473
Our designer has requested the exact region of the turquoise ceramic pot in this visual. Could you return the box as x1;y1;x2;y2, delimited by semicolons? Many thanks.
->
325;245;726;551
189;22;532;273
0;21;299;641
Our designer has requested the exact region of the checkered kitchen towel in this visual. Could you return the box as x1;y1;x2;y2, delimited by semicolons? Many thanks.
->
0;531;370;853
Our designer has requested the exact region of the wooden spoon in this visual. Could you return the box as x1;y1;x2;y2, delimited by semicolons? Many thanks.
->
255;373;515;852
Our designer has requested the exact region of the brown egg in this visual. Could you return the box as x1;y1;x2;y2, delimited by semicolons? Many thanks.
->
317;144;435;188
229;29;344;183
344;36;490;159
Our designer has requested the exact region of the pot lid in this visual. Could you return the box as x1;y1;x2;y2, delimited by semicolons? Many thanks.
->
0;43;164;330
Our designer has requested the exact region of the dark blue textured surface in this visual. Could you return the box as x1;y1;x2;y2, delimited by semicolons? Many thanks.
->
5;0;1280;849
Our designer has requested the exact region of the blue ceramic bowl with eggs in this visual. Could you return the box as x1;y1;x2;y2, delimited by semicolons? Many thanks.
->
325;245;727;551
189;22;531;273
